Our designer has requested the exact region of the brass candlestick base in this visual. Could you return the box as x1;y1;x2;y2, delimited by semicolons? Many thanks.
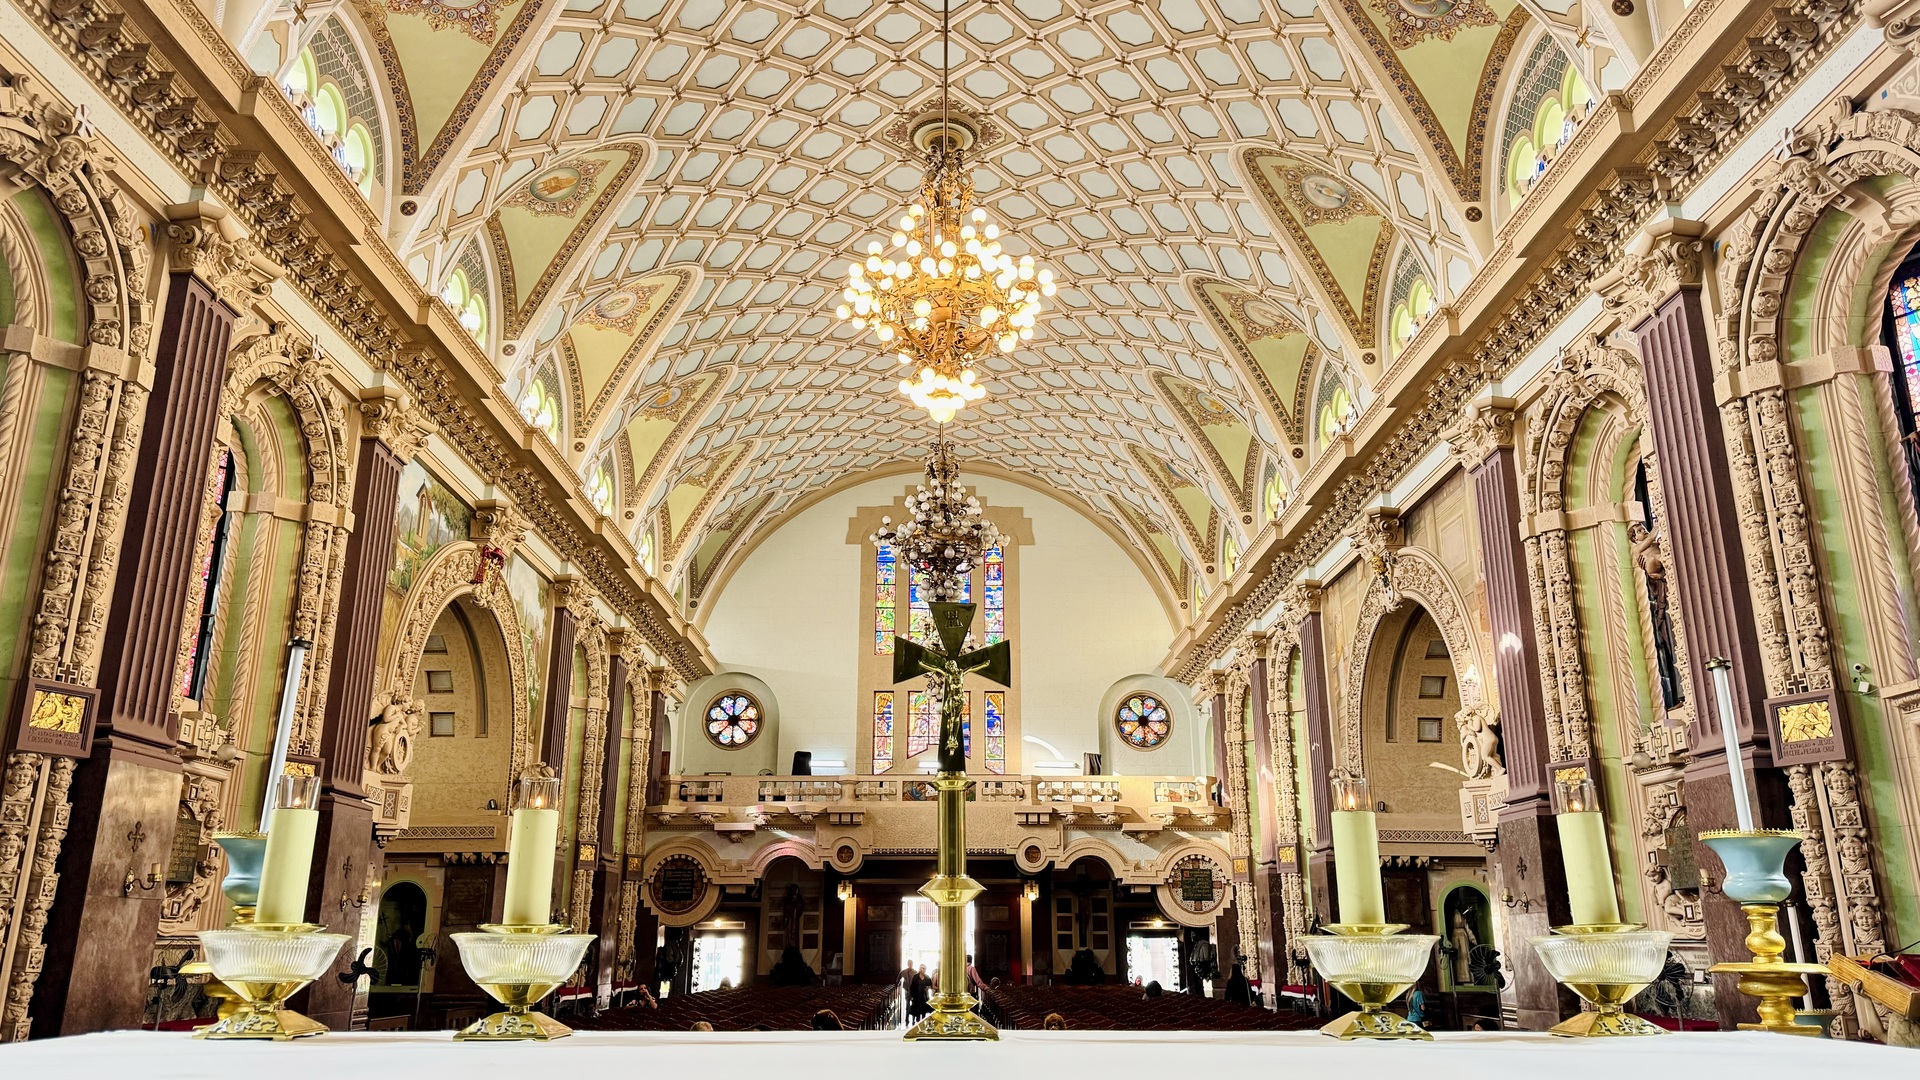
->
452;923;596;1041
194;924;348;1040
1530;925;1671;1037
1709;903;1828;1037
904;773;998;1042
1303;924;1438;1041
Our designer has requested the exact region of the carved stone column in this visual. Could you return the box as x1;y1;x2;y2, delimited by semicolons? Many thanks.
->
1447;401;1576;1031
1244;640;1284;985
538;580;585;926
34;209;273;1037
587;632;631;1006
298;385;431;1031
1291;585;1339;922
1609;219;1792;1026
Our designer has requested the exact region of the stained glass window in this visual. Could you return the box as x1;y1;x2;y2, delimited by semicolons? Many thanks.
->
908;566;932;643
962;691;973;759
908;689;938;758
875;542;897;654
1116;694;1172;750
873;691;895;772
1883;269;1920;535
704;692;761;748
182;448;235;700
983;545;1005;644
984;691;1006;774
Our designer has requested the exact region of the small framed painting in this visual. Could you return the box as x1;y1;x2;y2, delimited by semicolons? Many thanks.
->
1765;688;1849;766
10;678;98;758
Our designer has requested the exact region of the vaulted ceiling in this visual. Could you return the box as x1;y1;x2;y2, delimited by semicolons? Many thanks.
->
266;0;1668;623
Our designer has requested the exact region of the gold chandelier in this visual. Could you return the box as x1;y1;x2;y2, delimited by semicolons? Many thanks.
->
834;3;1056;425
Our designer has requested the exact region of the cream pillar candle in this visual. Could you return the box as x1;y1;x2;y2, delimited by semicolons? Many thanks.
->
1328;775;1385;926
256;775;320;926
1554;777;1621;927
503;774;562;926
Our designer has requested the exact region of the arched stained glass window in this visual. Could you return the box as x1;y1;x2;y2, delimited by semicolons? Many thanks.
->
874;542;896;654
907;688;938;759
1117;693;1172;750
704;692;761;748
983;545;1004;644
518;376;560;443
1264;467;1289;520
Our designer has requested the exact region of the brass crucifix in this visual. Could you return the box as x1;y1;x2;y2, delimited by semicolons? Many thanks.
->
891;600;1009;1040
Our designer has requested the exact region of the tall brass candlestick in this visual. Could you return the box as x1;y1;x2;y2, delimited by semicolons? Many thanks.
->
894;600;1008;1042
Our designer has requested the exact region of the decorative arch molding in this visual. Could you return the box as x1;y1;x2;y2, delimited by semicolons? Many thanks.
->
378;540;533;781
1704;106;1920;979
1339;546;1490;771
1052;839;1133;882
1516;342;1680;762
0;83;159;1041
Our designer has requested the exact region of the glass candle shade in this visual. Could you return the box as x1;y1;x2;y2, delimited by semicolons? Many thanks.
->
503;774;563;926
1328;775;1385;926
255;775;321;926
1553;777;1621;927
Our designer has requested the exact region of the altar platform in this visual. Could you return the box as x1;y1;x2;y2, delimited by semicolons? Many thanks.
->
0;1026;1902;1079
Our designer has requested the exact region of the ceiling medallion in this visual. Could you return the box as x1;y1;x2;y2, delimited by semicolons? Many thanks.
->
834;2;1056;426
1367;0;1499;50
499;158;604;218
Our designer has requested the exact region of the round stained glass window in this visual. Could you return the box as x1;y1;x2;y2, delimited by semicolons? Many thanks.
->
1116;694;1171;750
705;692;761;748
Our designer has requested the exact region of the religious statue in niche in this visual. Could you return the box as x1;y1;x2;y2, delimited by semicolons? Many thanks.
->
1630;494;1684;711
1437;886;1499;991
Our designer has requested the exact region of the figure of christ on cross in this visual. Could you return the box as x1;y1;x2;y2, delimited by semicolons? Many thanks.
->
891;600;1010;1040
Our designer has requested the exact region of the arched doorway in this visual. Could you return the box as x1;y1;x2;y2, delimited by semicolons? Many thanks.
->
373;882;429;989
1352;596;1494;1029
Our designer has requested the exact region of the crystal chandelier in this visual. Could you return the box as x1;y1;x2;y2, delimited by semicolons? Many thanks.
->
870;434;1005;603
834;2;1057;425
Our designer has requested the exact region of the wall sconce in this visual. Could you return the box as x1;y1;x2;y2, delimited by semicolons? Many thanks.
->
122;821;160;896
1022;880;1041;902
339;855;376;912
836;881;854;902
1500;888;1535;913
123;862;162;896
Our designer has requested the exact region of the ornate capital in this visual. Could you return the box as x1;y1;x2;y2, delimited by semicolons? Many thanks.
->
470;499;527;558
1276;579;1323;626
1348;508;1405;610
1600;219;1708;330
163;204;279;310
553;576;597;621
1443;400;1516;470
358;388;434;460
1870;0;1920;54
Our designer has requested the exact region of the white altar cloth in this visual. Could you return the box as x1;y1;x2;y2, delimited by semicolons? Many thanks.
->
0;1027;1901;1079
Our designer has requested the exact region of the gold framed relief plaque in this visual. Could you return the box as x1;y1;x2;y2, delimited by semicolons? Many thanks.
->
11;678;98;757
1764;688;1849;766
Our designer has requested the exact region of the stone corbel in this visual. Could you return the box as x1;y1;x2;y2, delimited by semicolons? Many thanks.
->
1443;397;1517;471
470;498;527;561
358;385;434;460
1347;507;1405;609
163;201;280;311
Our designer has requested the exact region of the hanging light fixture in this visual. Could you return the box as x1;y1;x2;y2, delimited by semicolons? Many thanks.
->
869;433;1005;603
834;0;1056;426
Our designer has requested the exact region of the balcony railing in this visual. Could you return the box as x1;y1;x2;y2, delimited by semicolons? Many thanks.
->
649;773;1226;833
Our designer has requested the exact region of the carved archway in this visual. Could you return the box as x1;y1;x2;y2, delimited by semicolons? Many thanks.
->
0;82;159;1038
379;541;533;781
1518;342;1682;762
1707;107;1920;987
1340;546;1489;771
